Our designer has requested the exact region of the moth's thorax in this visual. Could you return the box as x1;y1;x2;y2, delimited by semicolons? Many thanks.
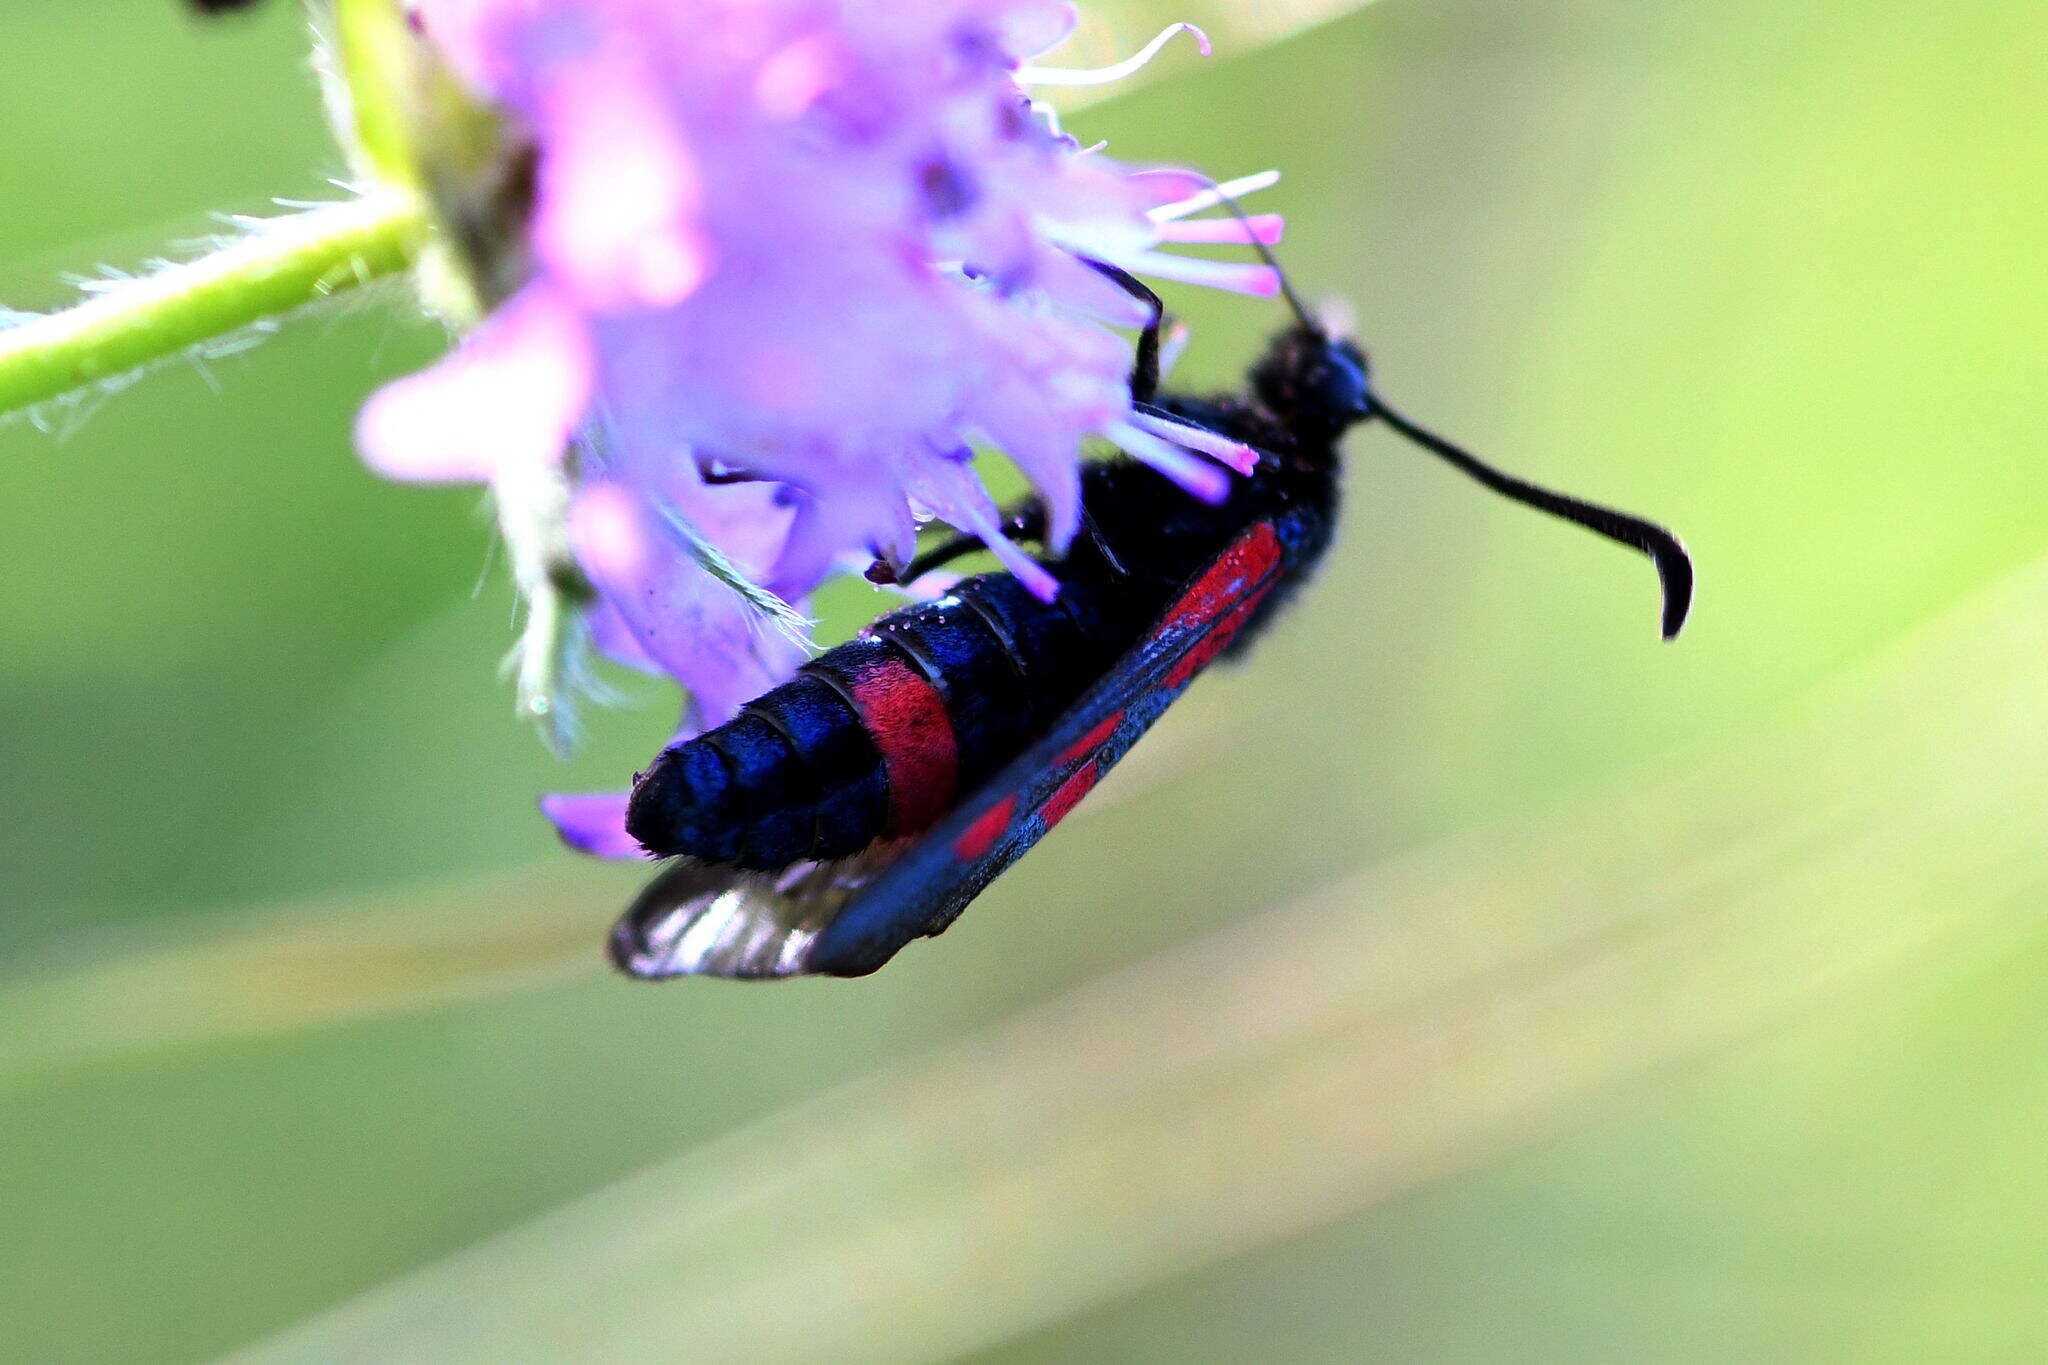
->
1247;325;1371;457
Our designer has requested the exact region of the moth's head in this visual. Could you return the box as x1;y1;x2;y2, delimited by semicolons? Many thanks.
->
1251;324;1373;441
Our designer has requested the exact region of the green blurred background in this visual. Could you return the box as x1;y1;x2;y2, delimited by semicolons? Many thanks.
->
2;1;2043;1360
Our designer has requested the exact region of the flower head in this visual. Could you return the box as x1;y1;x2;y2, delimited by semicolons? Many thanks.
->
347;0;1284;849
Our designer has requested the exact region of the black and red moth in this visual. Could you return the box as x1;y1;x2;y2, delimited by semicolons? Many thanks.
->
610;273;1693;980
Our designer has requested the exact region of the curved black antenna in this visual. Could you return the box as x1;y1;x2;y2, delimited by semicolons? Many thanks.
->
1195;178;1317;332
1175;182;1690;638
1372;402;1694;640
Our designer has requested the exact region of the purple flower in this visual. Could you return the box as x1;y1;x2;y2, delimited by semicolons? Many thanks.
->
351;1;1285;856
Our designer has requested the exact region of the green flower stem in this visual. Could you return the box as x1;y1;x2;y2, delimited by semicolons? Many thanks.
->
0;191;428;418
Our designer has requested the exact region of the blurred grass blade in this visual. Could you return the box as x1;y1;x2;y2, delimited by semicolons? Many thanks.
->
237;554;2048;1363
0;867;598;1086
0;707;1238;1089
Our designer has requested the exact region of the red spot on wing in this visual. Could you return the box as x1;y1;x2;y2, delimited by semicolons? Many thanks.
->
846;656;958;836
1163;590;1270;688
1163;521;1283;631
955;712;1124;864
1152;520;1284;689
1057;712;1125;768
1040;761;1101;831
952;794;1017;863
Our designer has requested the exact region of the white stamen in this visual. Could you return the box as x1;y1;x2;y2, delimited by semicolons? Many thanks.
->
1147;170;1283;222
1018;23;1210;87
1115;250;1280;297
1130;410;1259;475
1104;419;1231;504
1155;214;1286;245
1157;322;1191;381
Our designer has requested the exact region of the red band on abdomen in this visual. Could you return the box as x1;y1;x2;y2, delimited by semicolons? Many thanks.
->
845;654;959;836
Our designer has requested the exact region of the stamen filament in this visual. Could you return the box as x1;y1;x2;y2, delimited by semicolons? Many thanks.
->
1154;214;1286;245
1018;23;1210;87
1115;249;1280;297
1104;418;1232;504
1147;169;1283;222
1130;410;1260;474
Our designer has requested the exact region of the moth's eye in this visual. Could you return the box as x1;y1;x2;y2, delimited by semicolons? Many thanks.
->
1318;340;1370;415
1334;339;1369;382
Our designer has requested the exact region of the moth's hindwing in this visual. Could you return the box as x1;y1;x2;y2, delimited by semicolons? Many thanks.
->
610;845;904;980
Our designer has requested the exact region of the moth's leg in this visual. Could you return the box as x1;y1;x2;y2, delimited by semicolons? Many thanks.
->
870;500;1051;585
881;497;1130;588
1082;260;1165;405
1079;505;1130;576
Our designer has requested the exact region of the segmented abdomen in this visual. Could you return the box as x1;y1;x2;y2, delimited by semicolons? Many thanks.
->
624;572;1153;870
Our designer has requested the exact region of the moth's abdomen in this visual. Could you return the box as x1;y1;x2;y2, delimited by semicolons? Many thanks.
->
625;672;886;869
625;572;1152;871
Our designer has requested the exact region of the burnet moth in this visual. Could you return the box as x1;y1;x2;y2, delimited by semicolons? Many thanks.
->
611;229;1693;980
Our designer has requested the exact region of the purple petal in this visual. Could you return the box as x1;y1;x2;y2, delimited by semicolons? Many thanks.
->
570;479;656;586
355;283;592;485
972;520;1061;601
900;568;964;600
540;791;646;859
993;2;1080;61
770;480;915;601
1032;250;1155;327
532;59;708;311
584;594;660;675
572;481;809;728
1127;168;1218;210
976;403;1084;552
753;33;847;118
1154;214;1286;245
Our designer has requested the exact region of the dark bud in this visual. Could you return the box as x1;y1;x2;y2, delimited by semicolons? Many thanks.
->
185;0;266;13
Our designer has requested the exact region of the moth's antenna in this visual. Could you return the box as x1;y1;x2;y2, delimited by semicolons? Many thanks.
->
1372;401;1695;640
1197;178;1317;332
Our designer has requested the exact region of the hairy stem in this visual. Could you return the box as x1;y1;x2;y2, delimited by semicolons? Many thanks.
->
0;192;427;418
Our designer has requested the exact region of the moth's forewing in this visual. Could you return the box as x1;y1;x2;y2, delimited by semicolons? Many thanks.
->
803;513;1310;977
611;510;1319;981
